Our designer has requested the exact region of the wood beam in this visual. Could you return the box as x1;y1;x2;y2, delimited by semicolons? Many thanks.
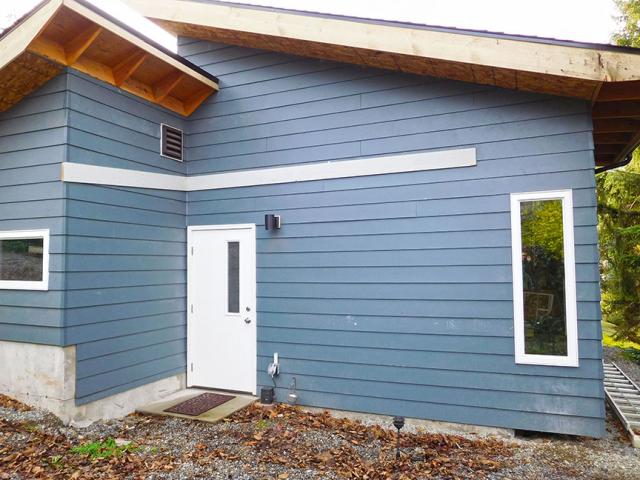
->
596;80;640;102
113;50;147;86
154;71;184;102
65;25;102;64
125;0;640;83
594;132;633;145
592;101;640;119
593;118;640;133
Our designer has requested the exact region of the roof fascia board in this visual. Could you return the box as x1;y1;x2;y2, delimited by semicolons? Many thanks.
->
0;0;63;71
63;0;218;90
125;0;640;83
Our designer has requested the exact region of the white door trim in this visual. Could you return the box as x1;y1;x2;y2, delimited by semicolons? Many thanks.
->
186;223;257;393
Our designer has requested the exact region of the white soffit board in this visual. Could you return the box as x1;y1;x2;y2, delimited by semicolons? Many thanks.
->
61;147;476;191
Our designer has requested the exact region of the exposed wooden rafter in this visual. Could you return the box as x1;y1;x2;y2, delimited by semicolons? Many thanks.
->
593;119;640;133
154;71;184;102
593;85;640;167
593;101;640;120
0;0;218;116
113;51;147;86
596;81;640;102
64;24;102;64
594;133;633;145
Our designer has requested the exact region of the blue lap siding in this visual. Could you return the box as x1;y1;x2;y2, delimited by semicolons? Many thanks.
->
180;37;604;437
0;38;604;436
0;73;67;345
0;69;188;404
63;71;188;404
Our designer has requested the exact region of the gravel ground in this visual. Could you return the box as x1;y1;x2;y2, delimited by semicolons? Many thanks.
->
604;345;640;385
486;405;640;480
1;394;639;479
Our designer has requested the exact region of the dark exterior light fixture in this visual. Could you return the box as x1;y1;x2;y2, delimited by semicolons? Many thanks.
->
265;214;281;230
392;416;405;459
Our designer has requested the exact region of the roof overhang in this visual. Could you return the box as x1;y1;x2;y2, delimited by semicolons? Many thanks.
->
125;0;640;169
0;0;219;116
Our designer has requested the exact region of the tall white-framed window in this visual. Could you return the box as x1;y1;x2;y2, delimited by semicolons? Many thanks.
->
510;190;578;367
0;229;50;291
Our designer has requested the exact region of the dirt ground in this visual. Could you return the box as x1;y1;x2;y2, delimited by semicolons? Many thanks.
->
0;395;638;480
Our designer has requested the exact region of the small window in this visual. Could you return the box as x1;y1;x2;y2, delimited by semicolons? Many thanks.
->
510;190;578;367
227;241;240;313
0;229;49;291
160;124;183;161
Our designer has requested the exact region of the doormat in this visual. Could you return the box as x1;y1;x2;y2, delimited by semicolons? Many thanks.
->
164;393;235;416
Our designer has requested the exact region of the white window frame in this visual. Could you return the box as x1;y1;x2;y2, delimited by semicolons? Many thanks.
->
510;190;578;367
0;229;50;291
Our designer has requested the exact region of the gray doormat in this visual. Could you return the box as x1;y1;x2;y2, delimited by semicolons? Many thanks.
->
164;393;235;416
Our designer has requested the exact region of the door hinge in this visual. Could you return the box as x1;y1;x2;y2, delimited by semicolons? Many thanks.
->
190;246;194;255
190;363;193;372
190;304;194;314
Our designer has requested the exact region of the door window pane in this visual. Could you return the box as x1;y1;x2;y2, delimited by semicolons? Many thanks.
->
0;238;44;281
520;199;567;356
228;241;240;313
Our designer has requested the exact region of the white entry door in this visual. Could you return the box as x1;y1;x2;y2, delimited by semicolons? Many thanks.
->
187;224;257;393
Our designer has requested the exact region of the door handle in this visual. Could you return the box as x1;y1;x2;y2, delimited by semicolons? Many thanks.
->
244;317;251;324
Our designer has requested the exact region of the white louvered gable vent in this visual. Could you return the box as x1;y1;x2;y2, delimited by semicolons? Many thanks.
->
161;124;183;161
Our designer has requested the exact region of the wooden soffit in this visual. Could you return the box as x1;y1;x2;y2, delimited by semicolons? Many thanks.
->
0;0;219;116
125;0;640;169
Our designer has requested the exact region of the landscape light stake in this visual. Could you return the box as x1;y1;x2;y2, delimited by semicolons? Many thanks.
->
392;416;405;460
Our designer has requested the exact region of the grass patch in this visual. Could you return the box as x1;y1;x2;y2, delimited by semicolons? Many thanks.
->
603;333;640;350
603;324;640;365
255;418;272;430
70;438;138;459
602;321;618;337
49;455;64;469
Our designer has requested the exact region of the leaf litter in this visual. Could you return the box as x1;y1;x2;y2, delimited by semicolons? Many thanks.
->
3;394;638;479
1;396;512;479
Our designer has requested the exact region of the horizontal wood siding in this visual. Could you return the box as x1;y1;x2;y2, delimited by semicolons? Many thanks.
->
0;45;604;435
64;72;187;405
0;73;67;345
66;71;186;175
181;38;604;437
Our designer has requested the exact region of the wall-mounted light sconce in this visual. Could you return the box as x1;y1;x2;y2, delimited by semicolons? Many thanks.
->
265;214;281;230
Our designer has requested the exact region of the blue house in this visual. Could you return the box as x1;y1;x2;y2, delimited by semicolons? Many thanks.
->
1;0;639;437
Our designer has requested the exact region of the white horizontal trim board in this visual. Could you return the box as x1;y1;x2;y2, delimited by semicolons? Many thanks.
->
60;148;476;191
61;162;186;191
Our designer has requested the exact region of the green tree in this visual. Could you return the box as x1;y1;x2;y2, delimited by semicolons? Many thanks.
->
613;0;640;47
598;155;640;342
597;0;640;342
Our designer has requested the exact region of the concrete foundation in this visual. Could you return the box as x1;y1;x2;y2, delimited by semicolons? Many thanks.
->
0;340;185;426
302;406;515;439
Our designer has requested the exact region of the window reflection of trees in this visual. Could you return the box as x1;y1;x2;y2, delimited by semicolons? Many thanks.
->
520;200;567;356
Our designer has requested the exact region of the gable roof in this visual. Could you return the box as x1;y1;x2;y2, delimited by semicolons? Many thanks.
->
125;0;640;170
0;0;219;116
